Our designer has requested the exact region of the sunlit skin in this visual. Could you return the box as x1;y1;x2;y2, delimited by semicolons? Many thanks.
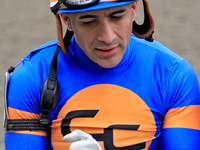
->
61;2;138;68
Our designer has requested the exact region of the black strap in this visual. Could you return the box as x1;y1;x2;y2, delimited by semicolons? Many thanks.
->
39;45;61;125
6;119;49;132
5;45;61;132
49;45;60;78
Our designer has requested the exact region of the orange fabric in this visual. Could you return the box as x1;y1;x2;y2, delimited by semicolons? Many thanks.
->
7;107;46;136
8;107;40;119
163;105;200;130
6;131;47;137
51;84;157;150
50;0;57;3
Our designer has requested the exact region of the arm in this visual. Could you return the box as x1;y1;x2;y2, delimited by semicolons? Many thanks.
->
5;132;48;150
4;61;48;150
160;59;200;149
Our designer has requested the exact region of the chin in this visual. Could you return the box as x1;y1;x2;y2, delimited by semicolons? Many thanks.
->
98;61;121;68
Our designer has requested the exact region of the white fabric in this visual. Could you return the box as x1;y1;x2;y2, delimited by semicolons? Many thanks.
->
64;129;102;150
50;1;58;7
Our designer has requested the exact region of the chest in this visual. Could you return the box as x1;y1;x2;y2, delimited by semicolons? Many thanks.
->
50;84;164;150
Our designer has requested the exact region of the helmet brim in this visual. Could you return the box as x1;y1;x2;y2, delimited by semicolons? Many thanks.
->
58;1;137;13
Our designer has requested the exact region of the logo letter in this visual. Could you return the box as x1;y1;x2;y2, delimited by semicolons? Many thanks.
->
61;110;99;136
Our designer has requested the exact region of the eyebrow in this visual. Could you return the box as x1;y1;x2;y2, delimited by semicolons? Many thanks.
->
108;9;126;17
79;9;126;19
79;15;98;19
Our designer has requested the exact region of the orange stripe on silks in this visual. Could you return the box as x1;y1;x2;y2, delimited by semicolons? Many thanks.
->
8;107;40;119
163;105;200;130
7;108;46;137
50;0;58;3
6;131;47;137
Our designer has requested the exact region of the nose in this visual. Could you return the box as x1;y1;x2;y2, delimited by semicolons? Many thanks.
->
97;21;116;44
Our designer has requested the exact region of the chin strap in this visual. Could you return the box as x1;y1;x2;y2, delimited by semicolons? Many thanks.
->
55;14;74;55
55;14;67;55
132;0;155;41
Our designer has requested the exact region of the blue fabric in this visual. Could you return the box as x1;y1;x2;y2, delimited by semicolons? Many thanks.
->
5;34;200;149
160;128;200;149
58;1;136;13
5;132;47;150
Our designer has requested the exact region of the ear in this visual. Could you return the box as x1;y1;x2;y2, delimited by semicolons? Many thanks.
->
60;14;73;31
131;1;138;21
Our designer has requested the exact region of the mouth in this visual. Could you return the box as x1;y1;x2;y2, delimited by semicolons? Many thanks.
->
95;46;119;57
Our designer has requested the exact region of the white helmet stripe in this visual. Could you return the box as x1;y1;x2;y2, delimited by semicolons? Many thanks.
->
50;0;59;8
50;2;59;7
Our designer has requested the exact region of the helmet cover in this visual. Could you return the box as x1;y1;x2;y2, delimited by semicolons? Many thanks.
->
50;0;137;14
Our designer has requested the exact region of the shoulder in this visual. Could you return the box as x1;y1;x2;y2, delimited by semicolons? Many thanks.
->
132;34;197;76
128;34;193;75
7;40;59;113
24;40;58;62
129;34;183;63
129;35;199;103
14;40;59;79
9;40;59;93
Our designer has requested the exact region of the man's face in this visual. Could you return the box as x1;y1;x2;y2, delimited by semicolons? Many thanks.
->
63;3;138;68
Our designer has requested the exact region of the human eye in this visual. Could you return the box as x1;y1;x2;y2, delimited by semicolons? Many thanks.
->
109;9;125;21
82;20;96;26
110;15;123;21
